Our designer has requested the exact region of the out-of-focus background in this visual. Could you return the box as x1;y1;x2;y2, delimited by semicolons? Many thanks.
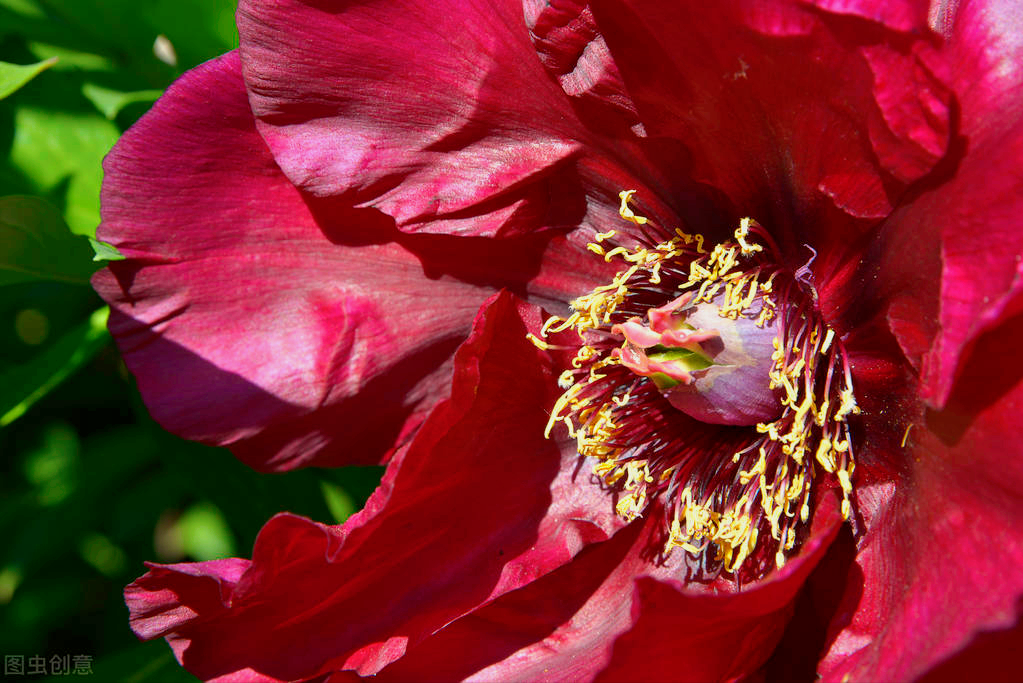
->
0;2;381;679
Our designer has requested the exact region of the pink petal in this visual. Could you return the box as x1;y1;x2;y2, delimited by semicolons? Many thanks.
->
662;298;781;425
819;314;1023;681
801;0;930;33
126;559;250;642
125;292;625;681
236;0;588;238
611;319;664;349
646;293;695;333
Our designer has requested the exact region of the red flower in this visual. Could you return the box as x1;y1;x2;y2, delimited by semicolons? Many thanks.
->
99;0;1023;680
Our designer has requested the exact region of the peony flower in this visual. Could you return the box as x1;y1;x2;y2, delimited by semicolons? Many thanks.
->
97;0;1023;680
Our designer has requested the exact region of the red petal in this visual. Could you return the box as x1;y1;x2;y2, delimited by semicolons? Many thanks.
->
236;0;586;238
898;0;1023;408
366;495;840;682
595;496;841;683
367;521;652;683
523;0;645;137
819;313;1023;681
125;292;624;681
585;0;950;234
92;52;598;471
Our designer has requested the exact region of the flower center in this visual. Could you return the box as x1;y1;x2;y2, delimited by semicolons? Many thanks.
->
530;191;859;579
610;287;782;426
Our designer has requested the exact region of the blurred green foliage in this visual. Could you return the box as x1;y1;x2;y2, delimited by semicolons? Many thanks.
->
0;1;384;680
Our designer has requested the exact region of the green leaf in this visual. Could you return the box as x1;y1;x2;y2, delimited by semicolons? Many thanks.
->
0;56;56;99
149;433;342;549
0;307;110;428
81;82;161;120
7;106;119;237
0;0;46;19
320;481;358;523
23;0;237;75
78;531;128;578
89;237;125;261
27;42;117;72
176;501;237;560
0;196;98;285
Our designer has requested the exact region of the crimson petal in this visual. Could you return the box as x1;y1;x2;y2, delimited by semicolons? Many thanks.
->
819;314;1023;681
93;51;512;470
584;0;951;238
236;0;589;238
125;292;625;681
356;494;840;682
903;0;1023;408
523;0;644;138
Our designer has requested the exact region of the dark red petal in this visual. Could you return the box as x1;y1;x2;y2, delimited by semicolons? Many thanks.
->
895;0;1023;408
586;0;950;237
126;559;249;642
367;520;651;683
356;496;841;682
236;0;587;238
92;52;586;471
125;292;624;681
819;314;1023;681
523;0;644;137
917;613;1023;683
595;495;841;683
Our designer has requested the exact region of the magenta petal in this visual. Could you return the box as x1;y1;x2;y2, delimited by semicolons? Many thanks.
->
124;292;625;681
92;52;538;470
802;0;930;33
237;0;587;238
819;318;1023;682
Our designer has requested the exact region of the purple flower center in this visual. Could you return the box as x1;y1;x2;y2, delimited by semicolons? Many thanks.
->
532;192;860;580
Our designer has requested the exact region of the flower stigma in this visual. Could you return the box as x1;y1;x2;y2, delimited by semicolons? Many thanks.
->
532;191;860;579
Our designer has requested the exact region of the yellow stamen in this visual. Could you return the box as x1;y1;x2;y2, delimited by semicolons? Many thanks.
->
618;190;648;225
533;193;858;576
526;333;550;350
901;424;913;448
